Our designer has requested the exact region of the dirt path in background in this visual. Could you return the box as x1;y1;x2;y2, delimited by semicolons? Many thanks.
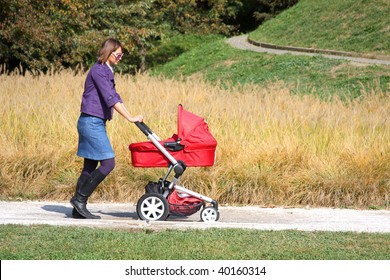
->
1;201;389;233
226;35;390;65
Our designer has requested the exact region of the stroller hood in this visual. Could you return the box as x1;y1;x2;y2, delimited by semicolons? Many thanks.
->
177;104;217;151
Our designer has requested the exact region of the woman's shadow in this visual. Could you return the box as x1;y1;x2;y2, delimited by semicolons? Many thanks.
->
41;204;139;219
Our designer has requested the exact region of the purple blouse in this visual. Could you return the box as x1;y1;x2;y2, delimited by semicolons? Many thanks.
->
80;62;123;120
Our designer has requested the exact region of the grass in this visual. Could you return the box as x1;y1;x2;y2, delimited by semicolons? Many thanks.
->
146;33;224;68
249;0;390;57
0;70;389;208
0;224;389;260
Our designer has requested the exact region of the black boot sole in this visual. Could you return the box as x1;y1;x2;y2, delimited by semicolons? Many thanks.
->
72;208;86;219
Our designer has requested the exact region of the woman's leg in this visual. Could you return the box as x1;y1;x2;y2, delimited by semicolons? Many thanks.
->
71;159;99;219
71;158;115;219
98;158;115;176
82;158;99;176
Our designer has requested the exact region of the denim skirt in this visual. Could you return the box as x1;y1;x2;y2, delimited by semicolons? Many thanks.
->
77;113;115;160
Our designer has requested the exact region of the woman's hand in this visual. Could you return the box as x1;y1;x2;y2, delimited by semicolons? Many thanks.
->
131;115;143;123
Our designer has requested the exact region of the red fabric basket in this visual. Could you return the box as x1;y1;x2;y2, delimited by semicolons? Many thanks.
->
167;190;204;216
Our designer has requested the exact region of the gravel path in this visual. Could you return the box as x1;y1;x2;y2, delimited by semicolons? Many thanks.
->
1;201;389;233
226;35;390;65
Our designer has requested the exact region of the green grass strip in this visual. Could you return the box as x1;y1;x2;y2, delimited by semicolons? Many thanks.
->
1;225;389;260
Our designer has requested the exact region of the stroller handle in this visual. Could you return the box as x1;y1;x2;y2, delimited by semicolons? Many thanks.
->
135;121;153;136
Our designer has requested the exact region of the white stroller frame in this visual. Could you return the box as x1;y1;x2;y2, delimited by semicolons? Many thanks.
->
135;122;219;222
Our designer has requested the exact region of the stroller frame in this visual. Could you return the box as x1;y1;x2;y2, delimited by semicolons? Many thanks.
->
134;121;219;222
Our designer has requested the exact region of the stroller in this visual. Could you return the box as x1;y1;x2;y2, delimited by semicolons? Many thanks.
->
129;104;219;222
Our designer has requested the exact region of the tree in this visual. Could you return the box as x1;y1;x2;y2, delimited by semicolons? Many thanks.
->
0;0;297;74
0;0;171;73
226;0;299;32
0;0;93;73
152;0;241;35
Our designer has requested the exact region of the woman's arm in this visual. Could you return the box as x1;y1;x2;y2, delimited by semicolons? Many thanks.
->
113;102;143;123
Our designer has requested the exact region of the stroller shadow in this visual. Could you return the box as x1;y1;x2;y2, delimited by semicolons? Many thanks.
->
41;205;138;219
98;210;139;219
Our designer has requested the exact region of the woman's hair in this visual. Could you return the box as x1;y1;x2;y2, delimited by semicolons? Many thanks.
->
97;38;123;64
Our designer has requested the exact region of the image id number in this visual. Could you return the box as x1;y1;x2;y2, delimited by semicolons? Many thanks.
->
218;266;266;276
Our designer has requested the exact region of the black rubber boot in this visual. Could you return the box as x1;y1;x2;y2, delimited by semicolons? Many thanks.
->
70;169;106;219
71;174;89;219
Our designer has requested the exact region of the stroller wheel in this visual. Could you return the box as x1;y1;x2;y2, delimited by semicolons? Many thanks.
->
200;206;219;222
137;193;169;221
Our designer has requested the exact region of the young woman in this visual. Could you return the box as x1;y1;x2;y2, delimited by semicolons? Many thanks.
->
70;38;143;219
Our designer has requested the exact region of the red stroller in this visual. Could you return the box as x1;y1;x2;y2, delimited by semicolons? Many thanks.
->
129;105;219;222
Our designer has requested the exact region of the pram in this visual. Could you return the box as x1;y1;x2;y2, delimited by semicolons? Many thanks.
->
129;104;219;222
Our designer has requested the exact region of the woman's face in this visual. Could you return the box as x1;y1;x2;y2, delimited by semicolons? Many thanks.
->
108;47;123;66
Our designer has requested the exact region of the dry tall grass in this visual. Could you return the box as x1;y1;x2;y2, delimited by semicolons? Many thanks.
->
1;69;389;208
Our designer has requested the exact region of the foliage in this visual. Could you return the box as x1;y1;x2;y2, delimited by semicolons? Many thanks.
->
227;0;299;32
152;0;242;35
0;0;235;73
0;0;92;72
253;0;299;21
89;0;165;73
0;0;163;73
0;0;295;74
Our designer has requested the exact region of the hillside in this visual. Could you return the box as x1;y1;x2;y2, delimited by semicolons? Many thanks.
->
248;0;390;57
151;0;389;99
151;37;389;99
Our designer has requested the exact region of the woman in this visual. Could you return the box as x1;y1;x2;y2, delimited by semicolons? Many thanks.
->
70;38;143;219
